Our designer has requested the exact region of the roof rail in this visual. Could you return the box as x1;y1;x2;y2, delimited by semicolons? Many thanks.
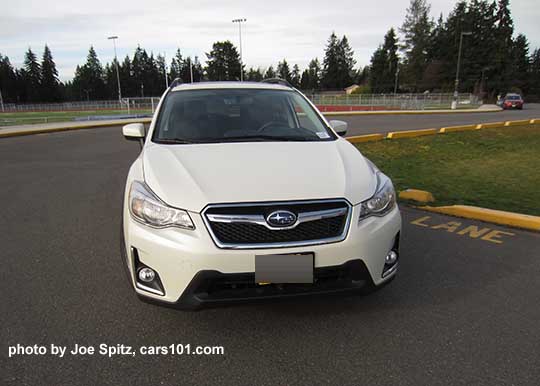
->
169;78;183;89
261;78;293;88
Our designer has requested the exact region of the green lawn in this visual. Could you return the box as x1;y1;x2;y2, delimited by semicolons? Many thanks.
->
354;125;540;216
0;109;153;126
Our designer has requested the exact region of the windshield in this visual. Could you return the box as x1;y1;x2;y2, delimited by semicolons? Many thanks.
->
152;88;336;144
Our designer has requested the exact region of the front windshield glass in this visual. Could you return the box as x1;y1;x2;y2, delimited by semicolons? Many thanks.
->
152;88;336;143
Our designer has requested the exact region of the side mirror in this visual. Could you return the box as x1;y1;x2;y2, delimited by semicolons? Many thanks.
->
329;120;348;136
122;123;145;146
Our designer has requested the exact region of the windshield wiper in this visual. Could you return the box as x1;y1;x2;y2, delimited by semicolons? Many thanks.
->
155;135;318;144
219;135;314;142
154;138;198;144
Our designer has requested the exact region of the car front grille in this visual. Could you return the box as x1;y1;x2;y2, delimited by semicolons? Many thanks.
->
202;199;351;249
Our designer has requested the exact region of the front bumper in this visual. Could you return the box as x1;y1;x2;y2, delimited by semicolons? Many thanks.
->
122;204;401;308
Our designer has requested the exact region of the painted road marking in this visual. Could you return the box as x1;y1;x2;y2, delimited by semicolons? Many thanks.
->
411;216;516;244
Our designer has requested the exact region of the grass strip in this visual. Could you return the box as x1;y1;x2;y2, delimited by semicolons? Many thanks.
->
354;124;540;216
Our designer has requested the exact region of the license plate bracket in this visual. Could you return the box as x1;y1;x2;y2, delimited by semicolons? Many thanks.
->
255;253;314;284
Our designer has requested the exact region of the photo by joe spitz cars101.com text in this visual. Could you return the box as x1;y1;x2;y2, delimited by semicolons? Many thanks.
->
121;78;401;309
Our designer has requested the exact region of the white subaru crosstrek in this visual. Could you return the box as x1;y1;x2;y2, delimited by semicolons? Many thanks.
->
121;79;401;309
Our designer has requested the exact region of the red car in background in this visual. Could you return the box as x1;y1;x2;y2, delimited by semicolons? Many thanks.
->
503;94;524;110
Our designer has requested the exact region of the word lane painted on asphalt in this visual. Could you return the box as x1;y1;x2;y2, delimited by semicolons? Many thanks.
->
410;216;515;244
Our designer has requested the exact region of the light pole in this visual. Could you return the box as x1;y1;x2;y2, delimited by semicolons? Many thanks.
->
452;31;472;109
163;53;169;88
107;36;122;103
232;18;247;81
394;66;400;95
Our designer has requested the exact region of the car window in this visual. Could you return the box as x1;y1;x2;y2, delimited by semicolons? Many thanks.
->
152;89;335;143
506;95;521;100
288;95;332;139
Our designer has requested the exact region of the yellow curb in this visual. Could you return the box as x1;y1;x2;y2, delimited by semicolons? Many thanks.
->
322;109;501;116
476;121;505;129
529;118;539;124
504;119;532;127
347;134;385;143
399;189;435;203
420;205;540;232
387;128;438;139
439;124;478;133
0;118;152;138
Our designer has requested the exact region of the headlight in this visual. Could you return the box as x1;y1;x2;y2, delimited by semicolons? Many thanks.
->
359;172;396;221
129;181;195;229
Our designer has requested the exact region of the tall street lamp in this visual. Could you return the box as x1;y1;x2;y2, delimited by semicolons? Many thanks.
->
163;53;169;88
107;36;122;102
232;18;247;81
394;66;400;95
452;31;472;110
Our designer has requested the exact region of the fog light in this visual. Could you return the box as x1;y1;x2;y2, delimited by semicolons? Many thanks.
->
138;267;156;283
385;250;398;265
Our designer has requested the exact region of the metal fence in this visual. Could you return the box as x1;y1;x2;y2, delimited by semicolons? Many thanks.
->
1;93;481;126
0;97;161;113
1;93;480;113
307;93;480;110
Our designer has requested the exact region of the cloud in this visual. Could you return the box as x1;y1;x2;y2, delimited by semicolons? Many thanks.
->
1;0;538;81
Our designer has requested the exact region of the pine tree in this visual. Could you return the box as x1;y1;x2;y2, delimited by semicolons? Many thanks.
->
104;62;118;99
529;48;540;98
192;56;204;82
264;66;276;78
400;0;433;91
300;69;310;90
369;46;388;93
169;49;184;81
337;36;356;87
307;58;321;89
23;48;41;102
323;33;343;88
383;28;399;88
321;33;355;89
40;45;61;101
277;59;291;82
0;54;19;103
321;32;340;89
495;0;514;91
205;41;241;81
246;67;264;81
72;46;105;100
291;64;301;88
131;46;148;96
156;54;167;89
180;56;195;83
119;55;134;97
510;34;529;93
145;53;162;96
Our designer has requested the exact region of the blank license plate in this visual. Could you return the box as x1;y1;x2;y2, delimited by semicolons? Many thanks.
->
255;253;314;284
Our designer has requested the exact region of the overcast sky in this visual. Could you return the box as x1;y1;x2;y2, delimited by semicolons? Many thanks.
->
1;0;538;81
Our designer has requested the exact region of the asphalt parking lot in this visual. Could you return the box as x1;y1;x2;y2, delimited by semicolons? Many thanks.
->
340;103;540;136
2;126;540;386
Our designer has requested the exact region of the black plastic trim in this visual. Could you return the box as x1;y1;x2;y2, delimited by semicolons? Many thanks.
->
137;259;379;310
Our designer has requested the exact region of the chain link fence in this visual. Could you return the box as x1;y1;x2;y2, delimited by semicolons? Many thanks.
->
0;97;161;113
1;93;480;126
307;93;480;110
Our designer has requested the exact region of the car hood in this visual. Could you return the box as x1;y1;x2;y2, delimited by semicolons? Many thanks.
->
142;139;377;212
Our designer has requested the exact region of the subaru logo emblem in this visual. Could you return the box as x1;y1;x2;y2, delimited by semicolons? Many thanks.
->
266;210;297;228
